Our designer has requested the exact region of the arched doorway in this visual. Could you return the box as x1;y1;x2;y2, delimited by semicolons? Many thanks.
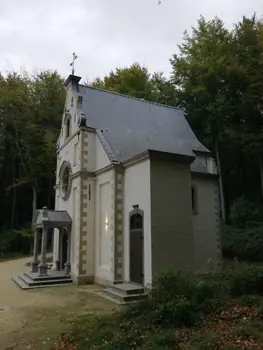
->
129;205;144;285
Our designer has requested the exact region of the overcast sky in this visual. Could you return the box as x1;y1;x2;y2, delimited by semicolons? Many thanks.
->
0;0;261;81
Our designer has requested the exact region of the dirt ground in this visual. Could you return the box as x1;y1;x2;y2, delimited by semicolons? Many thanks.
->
0;257;115;350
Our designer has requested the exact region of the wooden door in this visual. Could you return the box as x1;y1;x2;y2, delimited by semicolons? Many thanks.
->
129;213;144;285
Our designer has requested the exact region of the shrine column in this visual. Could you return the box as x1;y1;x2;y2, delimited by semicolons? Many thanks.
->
31;228;40;273
38;227;48;276
64;227;71;275
55;228;63;271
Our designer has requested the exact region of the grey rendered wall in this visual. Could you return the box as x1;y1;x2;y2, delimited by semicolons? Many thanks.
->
150;159;194;278
191;175;222;273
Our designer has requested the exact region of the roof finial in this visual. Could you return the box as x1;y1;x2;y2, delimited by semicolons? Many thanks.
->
69;52;78;75
42;206;48;217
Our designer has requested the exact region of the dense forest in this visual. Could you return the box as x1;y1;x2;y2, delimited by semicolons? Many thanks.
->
1;14;263;258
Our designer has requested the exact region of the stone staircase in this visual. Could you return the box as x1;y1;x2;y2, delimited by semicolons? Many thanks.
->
99;282;148;305
12;271;72;290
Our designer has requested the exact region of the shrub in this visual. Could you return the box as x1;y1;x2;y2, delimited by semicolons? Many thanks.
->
0;226;32;257
237;294;263;307
0;227;16;256
190;333;221;350
229;196;263;228
225;263;263;296
144;329;180;349
222;223;263;262
57;265;263;349
151;270;193;302
141;270;226;327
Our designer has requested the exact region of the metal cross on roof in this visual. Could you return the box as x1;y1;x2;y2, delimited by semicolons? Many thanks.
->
69;52;78;75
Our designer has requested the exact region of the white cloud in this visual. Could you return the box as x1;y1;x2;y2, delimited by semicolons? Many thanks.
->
0;0;261;80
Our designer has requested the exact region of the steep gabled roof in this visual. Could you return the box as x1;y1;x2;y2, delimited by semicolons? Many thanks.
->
79;84;210;162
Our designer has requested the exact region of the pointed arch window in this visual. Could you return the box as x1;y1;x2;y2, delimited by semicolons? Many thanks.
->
66;118;70;139
191;184;198;215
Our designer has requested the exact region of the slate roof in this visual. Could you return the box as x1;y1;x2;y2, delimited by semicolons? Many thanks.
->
79;85;210;163
34;208;72;228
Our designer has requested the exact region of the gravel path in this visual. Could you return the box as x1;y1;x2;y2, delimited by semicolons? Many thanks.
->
0;256;114;349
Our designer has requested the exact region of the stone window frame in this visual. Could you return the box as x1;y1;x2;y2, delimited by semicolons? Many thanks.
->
191;183;198;215
59;161;72;201
129;205;144;284
129;205;144;232
64;111;71;139
77;95;83;107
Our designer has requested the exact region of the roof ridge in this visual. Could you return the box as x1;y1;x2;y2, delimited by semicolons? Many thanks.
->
79;83;182;112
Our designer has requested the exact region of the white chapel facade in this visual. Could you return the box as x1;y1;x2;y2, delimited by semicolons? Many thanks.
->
52;74;222;287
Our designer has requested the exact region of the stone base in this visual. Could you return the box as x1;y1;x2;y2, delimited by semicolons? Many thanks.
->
38;263;48;276
12;271;72;290
64;262;71;275
31;262;38;273
144;283;152;293
95;276;112;287
71;274;94;285
100;282;148;305
55;260;60;271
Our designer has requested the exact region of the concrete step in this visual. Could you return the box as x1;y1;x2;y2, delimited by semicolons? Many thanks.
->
12;274;72;289
12;275;72;290
24;271;70;282
97;291;124;305
112;282;145;295
19;273;72;287
12;275;30;290
101;287;148;305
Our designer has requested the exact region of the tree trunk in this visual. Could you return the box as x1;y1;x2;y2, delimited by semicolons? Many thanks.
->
31;184;37;229
10;157;16;228
47;172;54;209
215;137;226;222
259;156;263;199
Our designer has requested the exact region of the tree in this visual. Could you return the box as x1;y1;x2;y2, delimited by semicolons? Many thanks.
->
151;72;178;105
90;63;155;100
232;16;263;197
170;16;235;221
89;63;177;106
0;71;65;228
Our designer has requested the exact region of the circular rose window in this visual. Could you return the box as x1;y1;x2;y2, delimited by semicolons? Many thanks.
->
60;161;72;200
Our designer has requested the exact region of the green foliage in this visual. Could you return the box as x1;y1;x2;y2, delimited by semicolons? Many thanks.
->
190;333;221;350
237;294;263;307
57;264;263;349
90;63;177;106
229;196;263;227
225;263;263;296
222;223;263;261
0;227;31;257
143;329;180;349
170;14;263;219
0;227;16;256
0;70;65;229
149;270;226;326
232;324;261;340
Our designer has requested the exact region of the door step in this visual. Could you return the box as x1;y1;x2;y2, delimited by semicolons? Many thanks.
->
99;282;148;305
12;271;72;290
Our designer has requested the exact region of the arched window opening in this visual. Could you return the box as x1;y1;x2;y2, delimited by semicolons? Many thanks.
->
191;185;198;214
130;213;143;230
66;118;70;139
